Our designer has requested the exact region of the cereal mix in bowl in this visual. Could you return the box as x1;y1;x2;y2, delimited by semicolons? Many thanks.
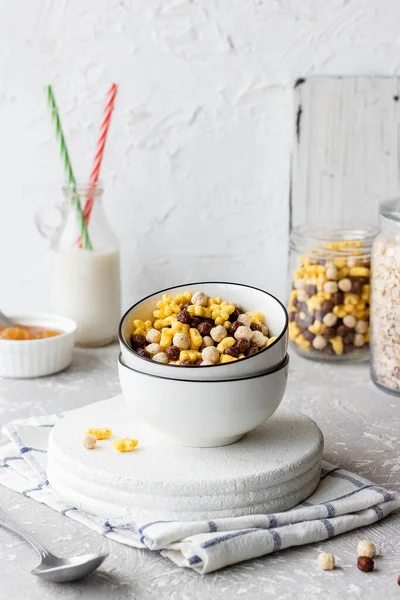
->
128;291;276;366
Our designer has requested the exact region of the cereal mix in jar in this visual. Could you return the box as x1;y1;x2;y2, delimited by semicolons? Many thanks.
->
288;224;378;361
371;200;400;394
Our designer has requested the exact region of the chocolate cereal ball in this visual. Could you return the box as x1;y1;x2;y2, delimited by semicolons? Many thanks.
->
197;321;213;336
131;334;147;350
165;345;180;361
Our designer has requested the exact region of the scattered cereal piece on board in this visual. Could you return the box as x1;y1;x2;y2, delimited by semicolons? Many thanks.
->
357;540;376;558
83;434;97;449
113;438;139;452
317;552;335;571
357;556;374;572
86;428;112;440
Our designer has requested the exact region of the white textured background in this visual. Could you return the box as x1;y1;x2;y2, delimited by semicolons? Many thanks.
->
2;0;400;313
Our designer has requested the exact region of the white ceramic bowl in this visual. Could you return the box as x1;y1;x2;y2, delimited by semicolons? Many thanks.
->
118;352;289;447
0;314;77;379
119;282;288;381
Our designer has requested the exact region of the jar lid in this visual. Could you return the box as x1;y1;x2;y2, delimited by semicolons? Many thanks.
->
290;222;379;257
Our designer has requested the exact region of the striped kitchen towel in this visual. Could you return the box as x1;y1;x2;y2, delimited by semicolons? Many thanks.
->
0;411;399;574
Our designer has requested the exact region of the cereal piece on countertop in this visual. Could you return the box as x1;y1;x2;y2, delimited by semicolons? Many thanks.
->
86;428;112;440
317;552;335;571
113;438;139;452
83;434;97;449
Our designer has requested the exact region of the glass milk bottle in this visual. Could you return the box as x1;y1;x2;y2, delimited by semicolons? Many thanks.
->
36;183;121;347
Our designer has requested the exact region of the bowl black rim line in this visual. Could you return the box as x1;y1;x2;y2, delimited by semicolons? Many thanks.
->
118;352;290;383
118;281;289;371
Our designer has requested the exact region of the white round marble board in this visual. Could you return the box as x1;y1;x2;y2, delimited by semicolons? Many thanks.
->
48;396;324;521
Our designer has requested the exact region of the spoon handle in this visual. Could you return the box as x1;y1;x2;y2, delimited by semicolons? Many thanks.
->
0;510;51;560
0;310;13;326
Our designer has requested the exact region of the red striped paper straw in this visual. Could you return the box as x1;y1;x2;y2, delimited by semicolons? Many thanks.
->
77;83;118;247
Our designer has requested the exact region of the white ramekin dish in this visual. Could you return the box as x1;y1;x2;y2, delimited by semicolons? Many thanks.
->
0;314;77;379
119;282;288;381
118;352;289;447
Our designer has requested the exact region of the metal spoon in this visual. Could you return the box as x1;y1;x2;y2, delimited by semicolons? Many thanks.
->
0;310;13;326
0;510;108;583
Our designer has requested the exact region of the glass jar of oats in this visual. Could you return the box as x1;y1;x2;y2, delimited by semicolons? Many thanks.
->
288;223;378;361
371;199;400;394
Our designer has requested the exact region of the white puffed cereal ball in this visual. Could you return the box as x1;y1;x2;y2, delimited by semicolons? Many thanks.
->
83;433;97;450
317;552;335;571
355;320;368;334
234;326;253;342
324;281;338;294
201;346;220;364
201;335;214;348
343;315;356;329
322;312;337;327
146;343;161;356
338;278;352;292
146;328;161;344
325;265;338;280
347;256;358;268
173;333;190;350
261;324;269;336
210;325;227;343
354;333;365;347
201;360;214;366
357;540;376;558
237;314;251;327
297;289;308;302
192;291;210;307
312;335;327;350
152;352;169;363
294;278;306;290
251;331;268;347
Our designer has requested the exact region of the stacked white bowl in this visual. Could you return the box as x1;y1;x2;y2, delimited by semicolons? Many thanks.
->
118;282;289;447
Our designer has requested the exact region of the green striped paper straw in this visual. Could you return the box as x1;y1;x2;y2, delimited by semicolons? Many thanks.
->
44;85;92;250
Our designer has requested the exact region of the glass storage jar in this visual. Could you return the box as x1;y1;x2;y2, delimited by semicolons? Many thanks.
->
288;223;378;361
371;199;400;394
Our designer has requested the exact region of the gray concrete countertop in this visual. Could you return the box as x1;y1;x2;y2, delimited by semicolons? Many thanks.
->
0;347;399;600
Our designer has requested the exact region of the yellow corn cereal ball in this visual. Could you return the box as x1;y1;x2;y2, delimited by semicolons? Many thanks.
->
202;346;220;364
173;332;190;350
251;331;268;347
289;322;301;340
214;316;225;326
237;313;251;327
146;328;161;344
234;326;253;342
189;328;203;348
192;291;210;307
210;325;228;343
224;321;231;329
267;336;277;346
330;336;344;355
152;352;169;363
349;266;370;277
160;328;174;348
133;319;145;329
220;354;237;363
86;428;112;440
133;327;147;337
180;350;201;362
146;343;161;356
113;438;139;453
83;433;97;449
216;337;236;353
